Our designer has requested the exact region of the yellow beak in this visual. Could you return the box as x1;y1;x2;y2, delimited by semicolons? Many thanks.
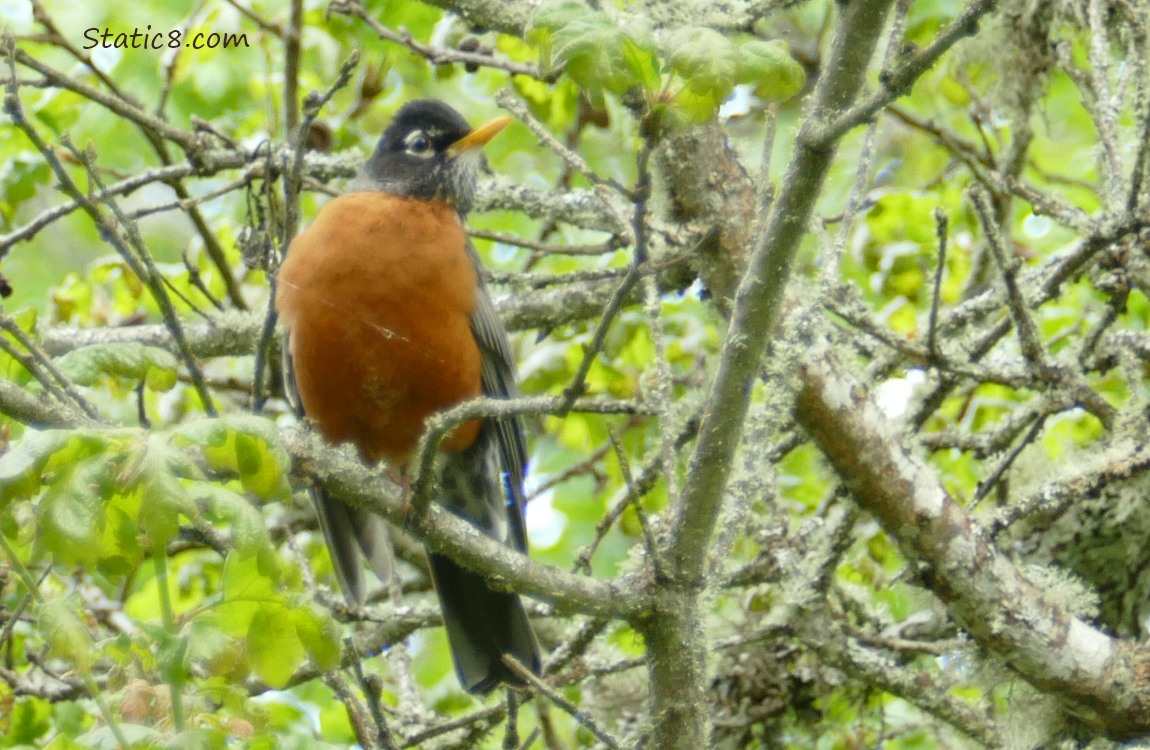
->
446;115;513;156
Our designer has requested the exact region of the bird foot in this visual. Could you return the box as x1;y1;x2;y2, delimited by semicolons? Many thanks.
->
390;470;415;532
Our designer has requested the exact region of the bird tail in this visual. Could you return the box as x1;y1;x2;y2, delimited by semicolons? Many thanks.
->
285;345;393;604
427;551;541;694
311;487;393;604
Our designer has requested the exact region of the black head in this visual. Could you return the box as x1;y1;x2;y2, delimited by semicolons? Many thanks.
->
354;100;511;214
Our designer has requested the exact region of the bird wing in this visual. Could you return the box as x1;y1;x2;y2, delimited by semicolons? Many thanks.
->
462;240;529;553
431;240;540;693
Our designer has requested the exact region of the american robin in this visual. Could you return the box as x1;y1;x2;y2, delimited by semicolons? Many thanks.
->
275;99;541;694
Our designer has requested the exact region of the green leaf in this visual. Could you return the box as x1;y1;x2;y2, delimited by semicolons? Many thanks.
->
38;598;95;672
0;156;51;221
167;728;228;750
214;553;280;638
156;627;190;688
174;416;290;501
674;78;731;122
665;26;740;88
175;417;229;457
37;456;114;565
530;0;660;98
247;607;306;689
665;26;740;90
6;696;52;744
211;554;337;688
531;0;586;36
738;39;805;102
663;27;740;121
622;34;662;93
182;617;243;677
74;724;163;749
0;430;69;504
193;484;273;561
294;608;342;672
556;16;630;94
10;429;193;569
121;435;201;546
55;342;179;391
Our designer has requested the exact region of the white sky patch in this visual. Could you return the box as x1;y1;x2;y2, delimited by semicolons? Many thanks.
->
90;44;122;72
429;14;455;48
1023;213;1052;239
0;0;32;30
875;368;926;419
251;690;321;735
526;490;566;549
719;84;756;119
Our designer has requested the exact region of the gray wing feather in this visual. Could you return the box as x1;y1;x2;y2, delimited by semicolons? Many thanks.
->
463;240;529;552
434;244;540;692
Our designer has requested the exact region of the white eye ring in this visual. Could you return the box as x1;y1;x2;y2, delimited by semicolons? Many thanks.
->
405;131;433;158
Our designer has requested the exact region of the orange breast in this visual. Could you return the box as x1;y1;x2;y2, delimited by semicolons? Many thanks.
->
276;193;482;464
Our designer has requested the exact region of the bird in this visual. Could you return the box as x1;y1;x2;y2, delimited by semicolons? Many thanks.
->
275;99;541;694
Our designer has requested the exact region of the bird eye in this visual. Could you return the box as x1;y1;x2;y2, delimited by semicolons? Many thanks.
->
405;132;433;157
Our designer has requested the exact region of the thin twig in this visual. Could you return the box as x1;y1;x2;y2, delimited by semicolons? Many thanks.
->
284;0;303;140
607;425;662;576
348;639;398;750
496;89;635;241
926;209;949;360
10;46;195;150
255;50;362;413
1085;0;1124;206
972;415;1047;507
558;265;643;412
323;672;382;750
28;0;148;109
127;168;262;220
543;617;608;676
155;1;205;115
1126;11;1150;215
399;706;506;747
12;23;248;308
969;186;1046;368
503;690;520;750
527;440;613;502
497;90;631;199
0;154;246;257
469;228;618;258
0;566;49;648
221;0;286;36
332;0;544;80
409;395;654;517
0;313;100;420
516;728;541;750
64;134;219;415
571;414;699;575
182;251;226;312
821;119;879;292
502;655;624;750
818;0;999;144
6;48;219;415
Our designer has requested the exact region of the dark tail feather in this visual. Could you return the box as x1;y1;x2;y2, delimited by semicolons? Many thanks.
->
427;552;541;694
312;487;393;604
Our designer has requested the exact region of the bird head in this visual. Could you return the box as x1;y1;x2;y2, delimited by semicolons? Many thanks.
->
354;99;511;215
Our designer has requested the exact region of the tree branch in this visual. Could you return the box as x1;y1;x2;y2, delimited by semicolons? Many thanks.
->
639;3;897;749
796;335;1150;737
282;426;644;619
667;0;894;587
